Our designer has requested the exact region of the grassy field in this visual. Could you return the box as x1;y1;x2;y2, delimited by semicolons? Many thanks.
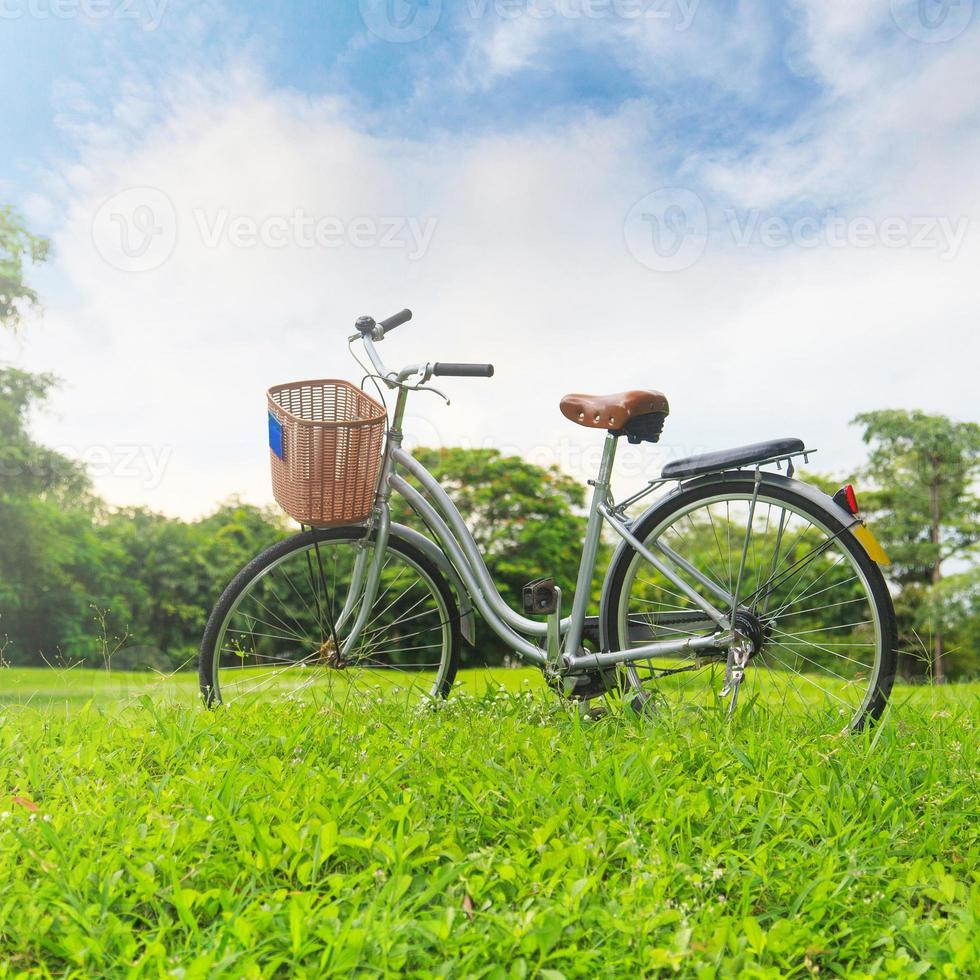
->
0;668;977;977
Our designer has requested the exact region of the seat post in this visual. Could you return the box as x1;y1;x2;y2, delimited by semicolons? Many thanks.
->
563;433;619;659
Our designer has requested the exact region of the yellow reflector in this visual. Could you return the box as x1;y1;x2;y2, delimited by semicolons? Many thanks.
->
852;523;890;565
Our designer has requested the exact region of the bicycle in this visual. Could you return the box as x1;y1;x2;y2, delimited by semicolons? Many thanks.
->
199;309;897;731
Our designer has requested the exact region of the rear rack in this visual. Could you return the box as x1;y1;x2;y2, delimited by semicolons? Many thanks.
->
614;446;815;517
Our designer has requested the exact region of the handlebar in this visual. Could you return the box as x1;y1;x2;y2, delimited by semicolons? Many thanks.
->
379;308;412;332
433;362;494;378
351;310;494;388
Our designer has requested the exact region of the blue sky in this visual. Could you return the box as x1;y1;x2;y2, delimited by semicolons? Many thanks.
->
2;1;836;206
6;1;971;224
1;1;978;516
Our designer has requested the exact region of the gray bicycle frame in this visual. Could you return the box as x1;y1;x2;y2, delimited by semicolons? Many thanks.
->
335;330;739;676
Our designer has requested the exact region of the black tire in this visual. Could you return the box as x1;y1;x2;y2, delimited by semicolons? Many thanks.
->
199;525;462;706
602;477;898;730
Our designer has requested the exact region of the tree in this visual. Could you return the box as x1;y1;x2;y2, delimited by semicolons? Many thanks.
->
854;410;980;682
0;208;75;499
0;368;87;499
0;207;93;662
0;206;49;330
92;501;288;668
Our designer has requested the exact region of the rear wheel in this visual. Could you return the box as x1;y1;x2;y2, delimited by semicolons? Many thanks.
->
199;526;461;707
602;478;897;731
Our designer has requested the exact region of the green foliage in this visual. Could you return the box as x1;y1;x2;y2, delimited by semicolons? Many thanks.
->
854;410;980;583
0;205;49;331
0;367;88;499
0;366;100;664
919;566;980;677
0;671;977;976
0;495;106;665
854;410;980;680
95;501;289;667
0;496;289;669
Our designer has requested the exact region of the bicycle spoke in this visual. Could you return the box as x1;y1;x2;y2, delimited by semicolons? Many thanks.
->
617;487;887;730
208;536;455;704
767;627;873;670
775;587;862;620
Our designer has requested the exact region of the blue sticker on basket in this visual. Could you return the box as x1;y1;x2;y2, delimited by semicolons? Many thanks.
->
268;412;284;459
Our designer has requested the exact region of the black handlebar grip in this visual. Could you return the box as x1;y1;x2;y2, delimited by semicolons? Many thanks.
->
432;363;495;378
379;308;412;333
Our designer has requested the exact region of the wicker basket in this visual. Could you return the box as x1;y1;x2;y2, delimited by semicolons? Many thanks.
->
267;379;386;526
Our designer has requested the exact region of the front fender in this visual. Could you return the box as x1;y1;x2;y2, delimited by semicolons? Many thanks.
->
597;470;863;651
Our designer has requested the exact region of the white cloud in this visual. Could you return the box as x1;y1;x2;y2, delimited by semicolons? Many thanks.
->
703;4;980;212
452;0;776;97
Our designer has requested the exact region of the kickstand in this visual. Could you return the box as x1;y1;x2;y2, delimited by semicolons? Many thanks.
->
720;642;751;717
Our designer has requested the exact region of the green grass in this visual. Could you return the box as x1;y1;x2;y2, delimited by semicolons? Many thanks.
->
0;668;977;977
0;665;544;709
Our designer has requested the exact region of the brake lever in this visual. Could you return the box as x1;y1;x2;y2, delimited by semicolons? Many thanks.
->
420;385;450;406
401;372;450;405
350;340;451;404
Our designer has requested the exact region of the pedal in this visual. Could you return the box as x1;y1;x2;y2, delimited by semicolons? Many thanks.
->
522;577;559;616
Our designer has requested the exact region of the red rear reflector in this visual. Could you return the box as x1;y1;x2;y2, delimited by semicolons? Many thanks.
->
844;484;860;515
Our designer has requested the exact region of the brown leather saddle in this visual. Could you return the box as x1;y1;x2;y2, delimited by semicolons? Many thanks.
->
560;390;669;444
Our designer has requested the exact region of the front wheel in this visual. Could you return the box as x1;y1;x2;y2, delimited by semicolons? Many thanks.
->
602;477;897;731
199;526;462;707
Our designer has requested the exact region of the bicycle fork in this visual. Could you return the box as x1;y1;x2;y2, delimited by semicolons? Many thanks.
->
335;394;406;656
